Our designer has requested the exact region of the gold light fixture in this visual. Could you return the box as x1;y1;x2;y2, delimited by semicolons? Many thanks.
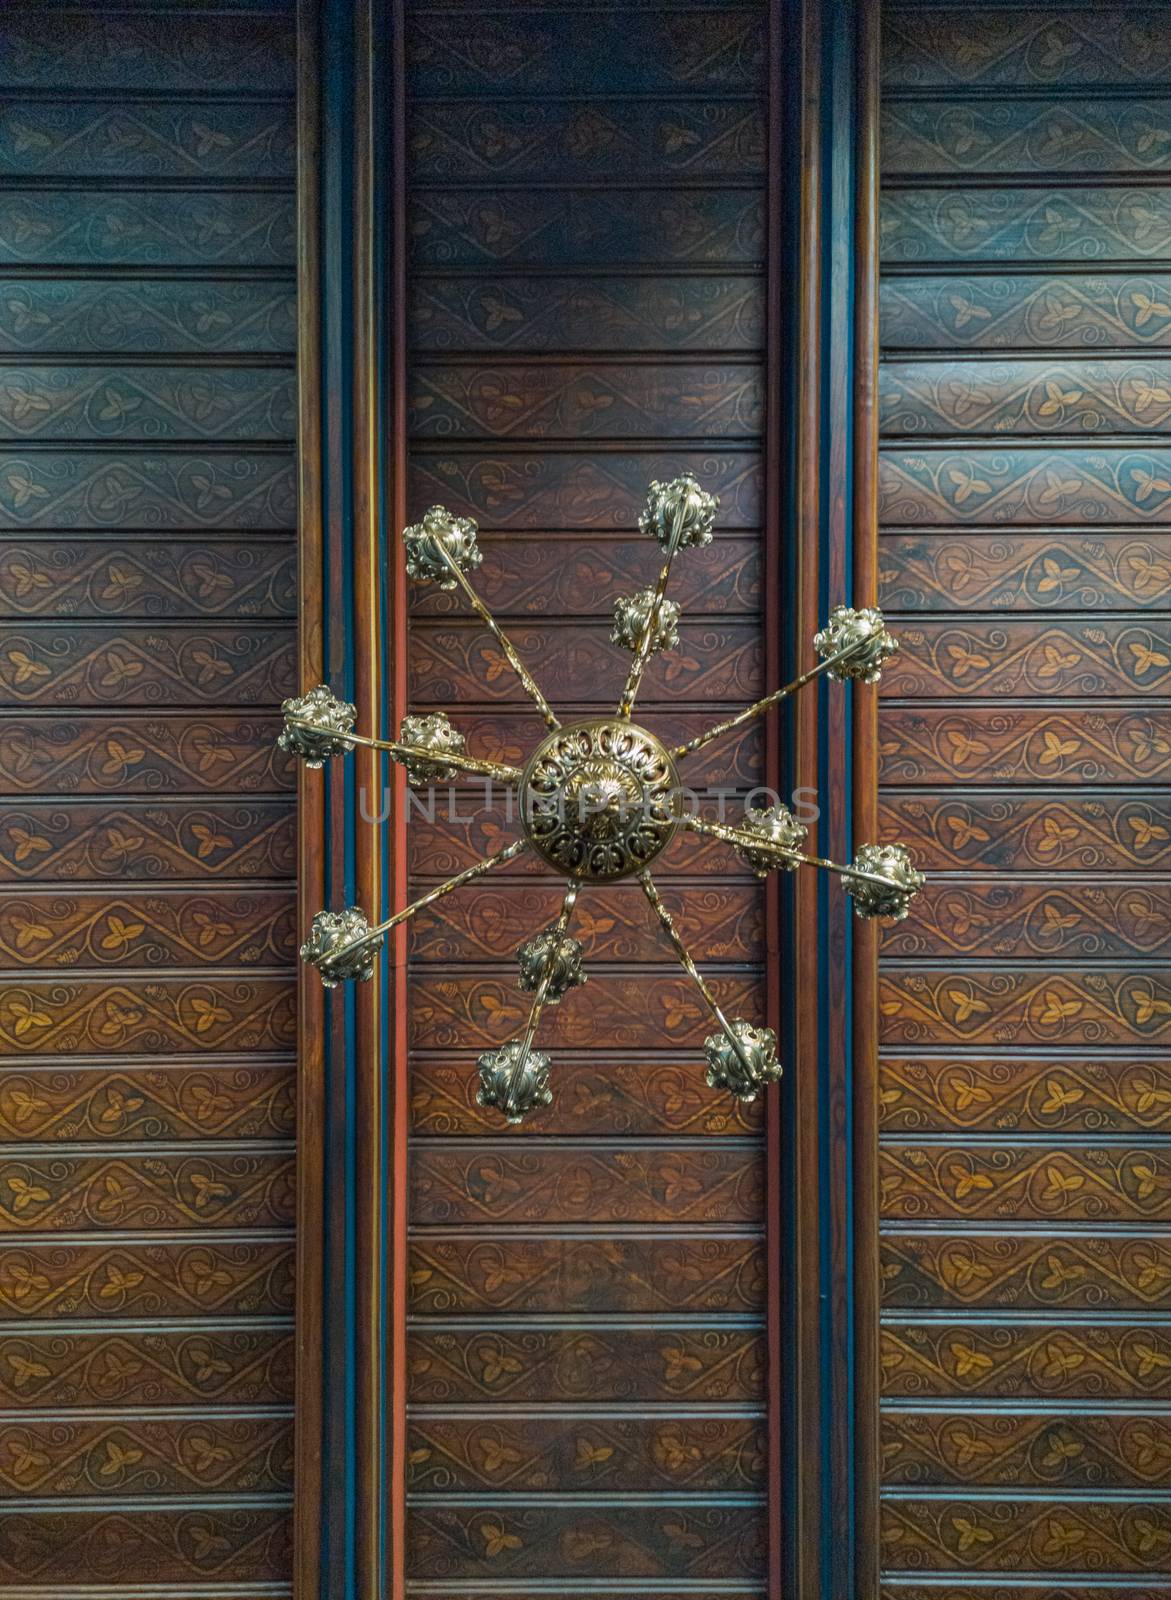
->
281;476;923;1124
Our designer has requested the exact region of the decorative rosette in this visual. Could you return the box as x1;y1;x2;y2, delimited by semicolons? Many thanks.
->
732;802;808;878
517;926;587;1002
703;1020;781;1103
402;504;482;588
278;684;356;767
396;711;467;785
611;587;681;656
845;843;925;921
639;474;719;551
476;1041;553;1125
813;605;898;684
299;907;382;987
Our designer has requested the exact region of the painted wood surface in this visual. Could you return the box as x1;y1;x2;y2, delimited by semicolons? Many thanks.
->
878;3;1171;1591
0;1;297;1590
404;2;771;1589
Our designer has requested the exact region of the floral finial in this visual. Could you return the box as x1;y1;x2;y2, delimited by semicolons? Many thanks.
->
704;1020;781;1102
639;475;719;552
403;505;482;589
813;605;898;683
476;1041;553;1125
278;684;356;767
845;843;924;921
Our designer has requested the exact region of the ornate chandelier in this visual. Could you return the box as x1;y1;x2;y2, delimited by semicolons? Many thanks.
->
280;476;923;1124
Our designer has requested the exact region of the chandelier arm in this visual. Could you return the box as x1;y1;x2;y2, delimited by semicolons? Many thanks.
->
637;869;756;1079
669;645;858;763
617;507;685;720
679;814;895;890
333;838;533;960
283;719;524;784
435;544;560;730
506;878;582;1102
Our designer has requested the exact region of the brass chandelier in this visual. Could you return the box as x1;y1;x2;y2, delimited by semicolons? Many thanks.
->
280;476;923;1125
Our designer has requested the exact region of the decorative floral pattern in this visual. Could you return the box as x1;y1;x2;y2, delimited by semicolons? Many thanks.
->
413;1147;763;1225
0;279;296;356
408;1325;764;1405
0;452;295;529
880;1057;1171;1136
879;15;1171;1581
0;1326;294;1409
881;272;1171;350
0;102;293;179
881;532;1171;612
410;449;761;529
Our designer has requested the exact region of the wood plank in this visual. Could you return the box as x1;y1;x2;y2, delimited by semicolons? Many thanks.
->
882;187;1171;265
883;98;1171;177
0;101;295;180
877;790;1171;872
410;362;763;441
411;1055;762;1138
0;887;296;968
0;539;297;621
880;1496;1171;1575
880;1141;1171;1224
879;616;1171;698
0;10;296;93
883;10;1171;90
0;800;296;882
0;1323;294;1408
0;278;297;357
879;1056;1171;1136
879;965;1171;1049
880;272;1171;352
878;707;1171;786
407;9;766;97
0;716;293;796
881;1319;1171;1400
407;882;763;966
879;880;1171;961
882;357;1171;435
0;1238;294;1321
408;970;764;1052
409;1235;766;1316
0;365;296;442
407;1324;764;1405
0;1150;295;1233
0;624;296;707
412;1146;764;1226
0;1504;291;1584
0;193;295;269
880;531;1171;612
881;1232;1171;1311
882;1407;1171;1489
409;533;761;618
407;448;761;529
407;1500;766;1581
0;1413;293;1497
0;451;296;530
409;618;762;708
0;977;296;1057
407;1415;766;1494
410;274;764;354
409;100;764;184
410;189;764;270
880;446;1171;526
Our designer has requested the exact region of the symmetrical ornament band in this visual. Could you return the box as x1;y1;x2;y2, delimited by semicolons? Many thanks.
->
281;476;924;1124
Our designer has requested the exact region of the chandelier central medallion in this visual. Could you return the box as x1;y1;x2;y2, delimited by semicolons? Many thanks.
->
280;474;924;1127
520;718;679;881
